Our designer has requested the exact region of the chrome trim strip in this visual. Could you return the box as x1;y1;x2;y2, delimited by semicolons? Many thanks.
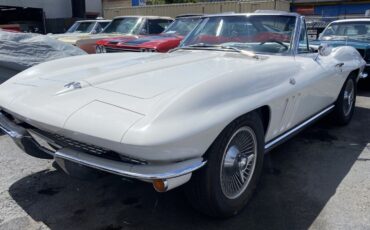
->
55;148;206;180
0;111;54;159
0;112;26;139
264;105;335;151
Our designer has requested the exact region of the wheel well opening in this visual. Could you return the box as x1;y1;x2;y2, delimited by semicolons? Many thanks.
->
202;105;271;159
257;106;270;136
350;69;360;78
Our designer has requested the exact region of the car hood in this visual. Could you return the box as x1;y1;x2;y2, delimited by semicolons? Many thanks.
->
0;50;284;133
49;33;90;39
57;33;128;44
79;33;128;41
119;34;183;47
6;51;271;97
96;35;139;46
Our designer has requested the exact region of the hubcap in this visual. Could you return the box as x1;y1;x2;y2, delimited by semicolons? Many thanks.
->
220;127;257;199
343;79;355;116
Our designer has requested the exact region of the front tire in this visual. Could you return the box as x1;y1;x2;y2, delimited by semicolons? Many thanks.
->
185;112;264;218
332;74;357;126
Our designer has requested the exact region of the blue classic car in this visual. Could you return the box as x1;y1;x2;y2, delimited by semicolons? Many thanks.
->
311;19;370;75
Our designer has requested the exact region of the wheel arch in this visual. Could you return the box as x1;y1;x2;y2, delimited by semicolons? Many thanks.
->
203;105;271;159
350;68;360;80
256;105;271;136
333;69;360;103
229;105;271;138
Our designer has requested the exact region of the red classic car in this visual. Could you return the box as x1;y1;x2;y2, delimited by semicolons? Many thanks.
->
95;15;202;53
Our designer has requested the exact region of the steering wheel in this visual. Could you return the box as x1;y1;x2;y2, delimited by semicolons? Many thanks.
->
260;39;288;50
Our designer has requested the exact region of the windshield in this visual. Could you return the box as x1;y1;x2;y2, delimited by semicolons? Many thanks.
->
181;15;296;54
67;21;95;33
321;21;370;40
103;17;142;34
163;18;201;36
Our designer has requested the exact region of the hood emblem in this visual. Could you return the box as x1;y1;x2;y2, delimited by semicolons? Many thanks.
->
64;81;82;90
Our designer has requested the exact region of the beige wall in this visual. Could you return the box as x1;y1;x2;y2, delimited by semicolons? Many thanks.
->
103;0;290;19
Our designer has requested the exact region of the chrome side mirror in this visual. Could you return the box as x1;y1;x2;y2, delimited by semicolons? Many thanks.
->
318;43;332;56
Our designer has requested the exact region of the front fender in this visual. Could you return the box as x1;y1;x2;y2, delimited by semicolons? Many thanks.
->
122;57;299;161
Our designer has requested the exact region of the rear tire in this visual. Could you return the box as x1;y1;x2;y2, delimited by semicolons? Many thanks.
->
185;112;264;218
332;74;357;126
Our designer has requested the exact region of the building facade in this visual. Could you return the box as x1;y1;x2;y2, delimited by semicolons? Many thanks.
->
291;0;370;17
0;0;103;33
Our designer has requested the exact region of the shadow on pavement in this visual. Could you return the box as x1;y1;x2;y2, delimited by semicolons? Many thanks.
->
7;106;370;230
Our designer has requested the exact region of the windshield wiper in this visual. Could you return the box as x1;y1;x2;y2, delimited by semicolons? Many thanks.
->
172;43;259;59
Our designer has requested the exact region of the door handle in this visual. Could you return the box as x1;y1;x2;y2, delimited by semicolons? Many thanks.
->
335;63;344;72
335;63;344;67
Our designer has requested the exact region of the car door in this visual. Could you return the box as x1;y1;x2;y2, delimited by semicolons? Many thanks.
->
289;19;342;127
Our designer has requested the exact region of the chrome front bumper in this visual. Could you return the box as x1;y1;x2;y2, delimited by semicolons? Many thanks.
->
0;111;205;185
0;111;54;159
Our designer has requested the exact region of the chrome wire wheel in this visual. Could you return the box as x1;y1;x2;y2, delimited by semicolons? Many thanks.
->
343;79;355;116
220;126;257;199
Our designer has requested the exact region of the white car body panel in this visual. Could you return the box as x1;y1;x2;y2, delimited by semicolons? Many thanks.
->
0;12;367;193
0;44;365;162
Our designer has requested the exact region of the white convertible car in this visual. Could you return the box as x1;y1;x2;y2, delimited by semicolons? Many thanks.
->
0;11;366;217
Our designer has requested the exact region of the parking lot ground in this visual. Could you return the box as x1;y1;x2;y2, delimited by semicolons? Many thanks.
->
0;89;370;230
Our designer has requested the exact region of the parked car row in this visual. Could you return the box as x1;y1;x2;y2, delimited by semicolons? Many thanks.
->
51;16;174;53
0;11;367;218
96;15;202;53
52;14;370;78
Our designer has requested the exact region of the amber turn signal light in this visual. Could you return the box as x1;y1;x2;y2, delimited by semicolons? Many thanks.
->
153;179;168;192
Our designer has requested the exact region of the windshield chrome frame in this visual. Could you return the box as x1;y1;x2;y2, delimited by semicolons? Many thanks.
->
179;13;302;57
291;15;307;56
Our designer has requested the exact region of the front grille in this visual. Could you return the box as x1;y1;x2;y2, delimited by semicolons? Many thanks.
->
26;127;146;165
51;133;108;155
106;47;141;53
